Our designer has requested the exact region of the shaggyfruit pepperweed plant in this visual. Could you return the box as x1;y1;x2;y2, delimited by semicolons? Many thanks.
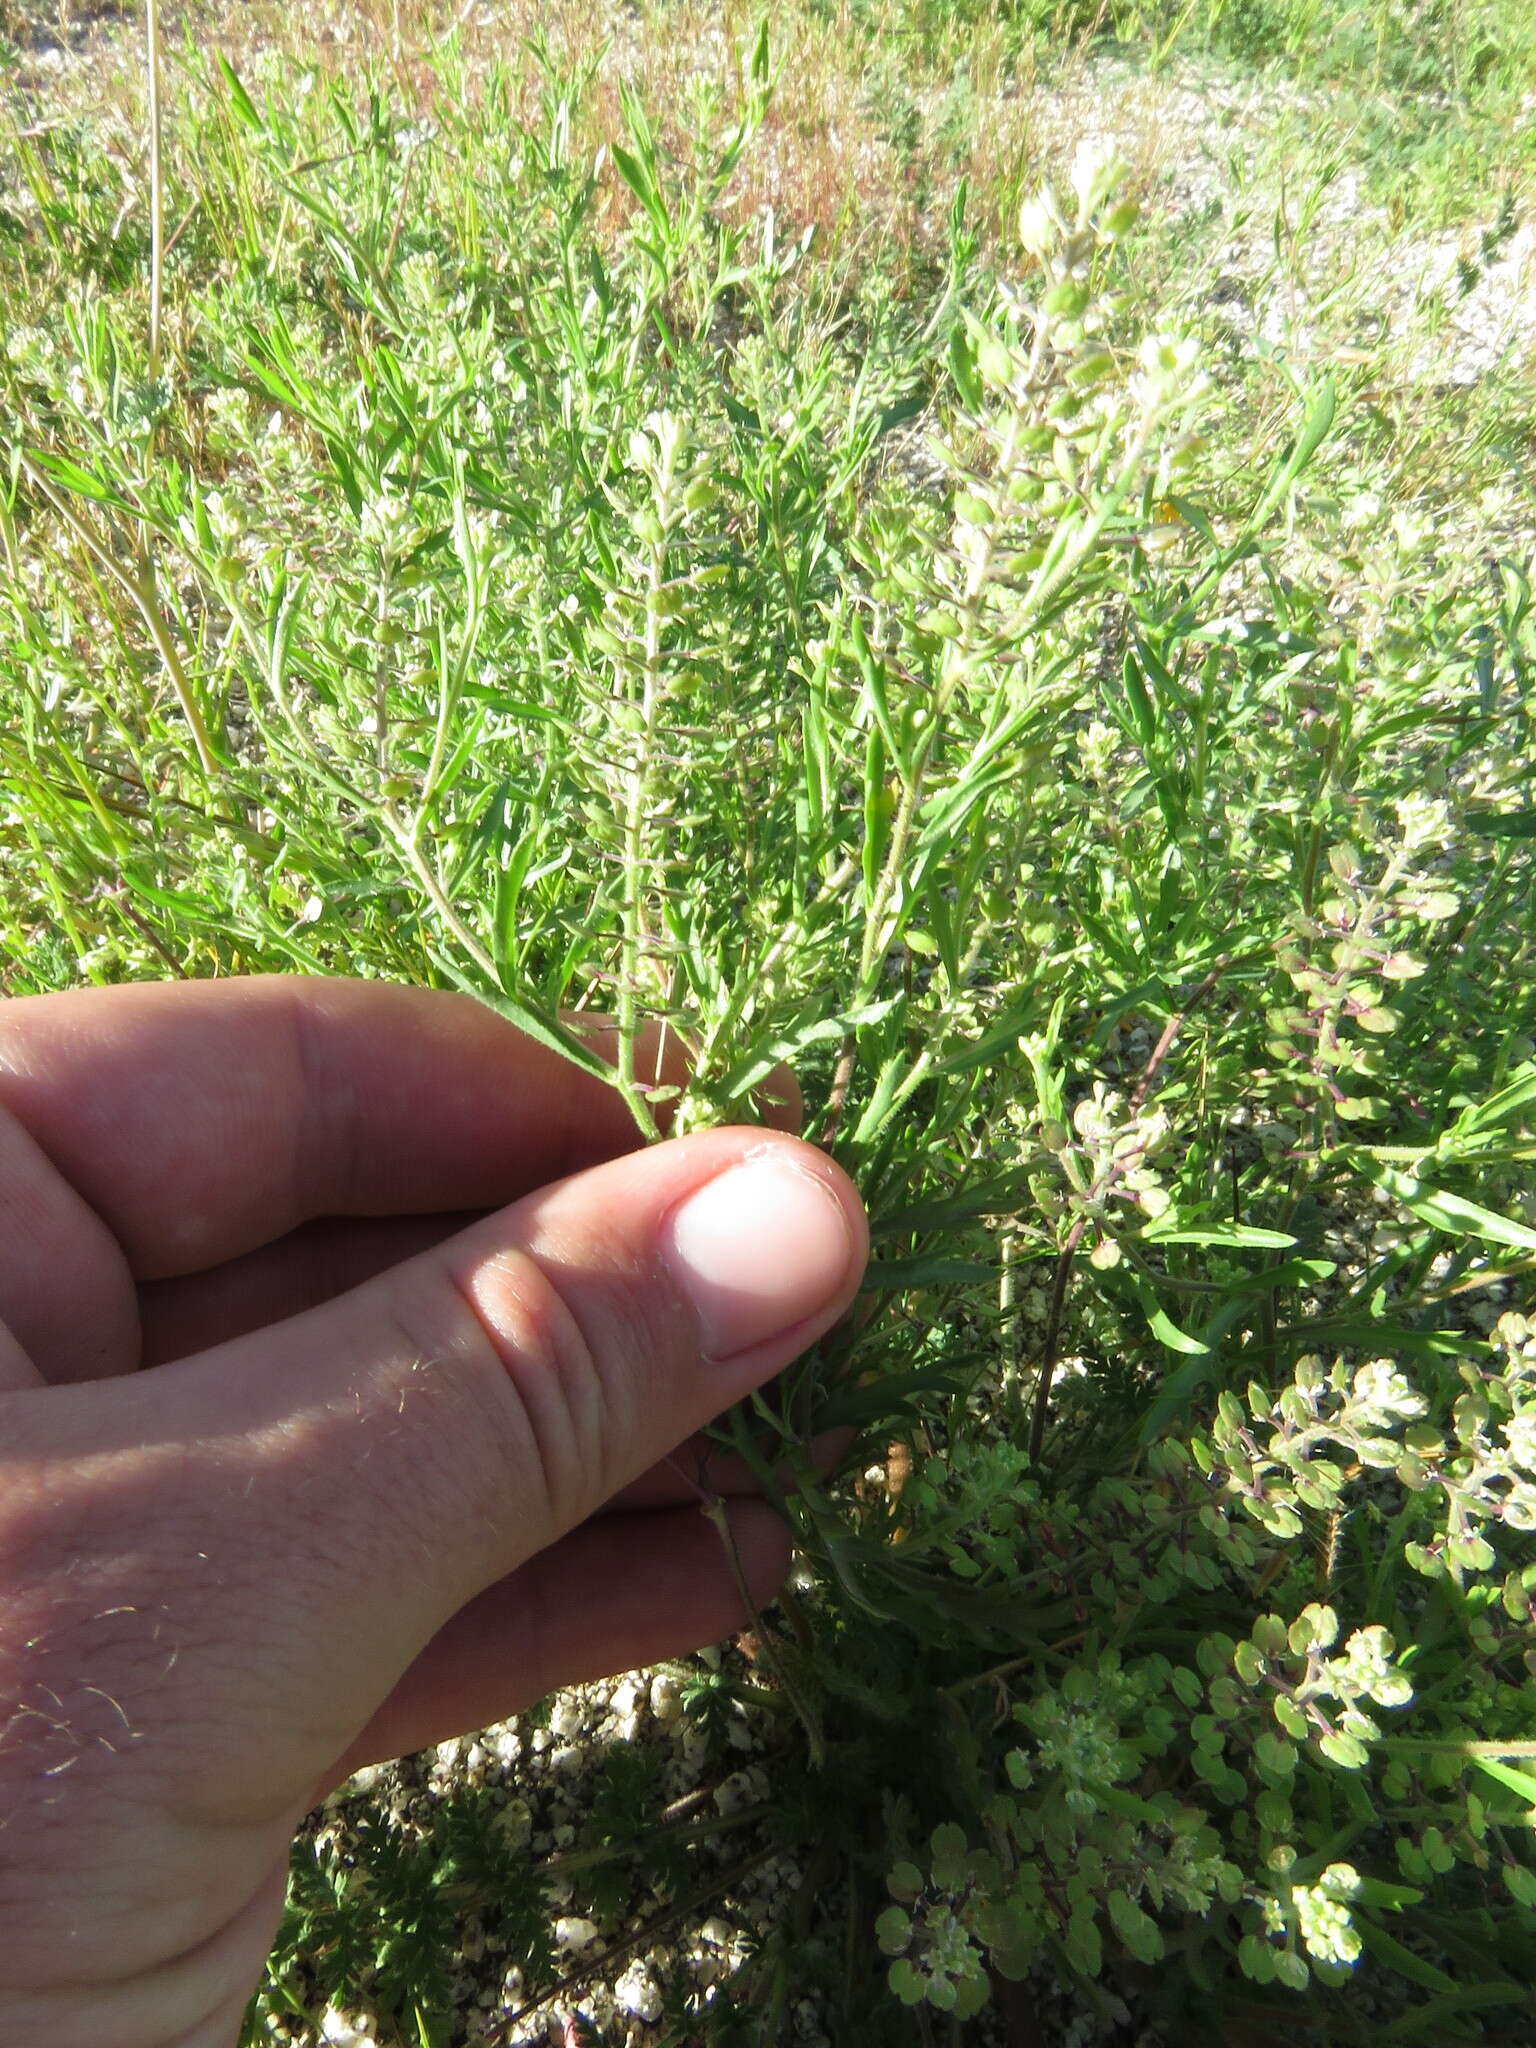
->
1;16;1534;2044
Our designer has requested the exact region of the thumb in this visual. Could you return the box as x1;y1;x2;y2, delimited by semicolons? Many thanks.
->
224;1124;867;1604
7;1127;864;1751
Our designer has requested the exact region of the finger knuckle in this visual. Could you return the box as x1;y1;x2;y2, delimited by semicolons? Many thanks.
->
436;1246;615;1529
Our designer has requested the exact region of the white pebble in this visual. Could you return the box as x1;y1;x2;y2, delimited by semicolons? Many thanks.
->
549;1697;584;1740
614;1959;663;2022
714;1769;760;1816
320;2010;378;2047
554;1916;601;1952
650;1674;682;1723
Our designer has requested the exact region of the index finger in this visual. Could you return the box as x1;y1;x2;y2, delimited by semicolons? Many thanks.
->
0;975;798;1283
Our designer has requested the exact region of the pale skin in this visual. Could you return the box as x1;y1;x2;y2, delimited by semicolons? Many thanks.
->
0;976;868;2048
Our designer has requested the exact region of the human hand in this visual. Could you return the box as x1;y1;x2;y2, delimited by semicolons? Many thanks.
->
0;976;867;2047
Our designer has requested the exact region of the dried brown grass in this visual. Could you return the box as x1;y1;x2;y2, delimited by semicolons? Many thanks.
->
2;0;1148;296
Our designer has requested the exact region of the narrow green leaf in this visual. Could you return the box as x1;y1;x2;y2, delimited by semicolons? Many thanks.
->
1353;1918;1459;1996
1352;1876;1425;1909
848;609;907;781
1470;809;1536;839
1369;1164;1536;1254
1252;374;1338;528
1469;1755;1536;1807
1373;1982;1533;2042
28;448;138;516
862;725;888;901
948;325;982;411
715;996;899;1096
1149;1308;1210;1356
863;1256;995;1290
1120;649;1157;751
1143;1226;1298;1249
217;56;264;132
426;956;614;1083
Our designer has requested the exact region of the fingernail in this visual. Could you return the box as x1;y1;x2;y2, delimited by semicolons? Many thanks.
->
663;1155;856;1362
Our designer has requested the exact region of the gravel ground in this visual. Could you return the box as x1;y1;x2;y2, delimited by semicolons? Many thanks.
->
301;1664;811;2048
1025;54;1536;393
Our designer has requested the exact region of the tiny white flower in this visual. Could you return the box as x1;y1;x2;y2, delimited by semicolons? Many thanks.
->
1394;794;1452;854
1293;1863;1363;1967
1349;1358;1426;1427
1341;490;1382;529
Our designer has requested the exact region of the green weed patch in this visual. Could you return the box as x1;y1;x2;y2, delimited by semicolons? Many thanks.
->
2;5;1534;2041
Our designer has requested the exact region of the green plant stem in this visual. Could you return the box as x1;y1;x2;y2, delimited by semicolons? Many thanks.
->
698;1491;826;1768
383;801;502;986
415;516;488;830
371;564;393;778
614;504;670;1140
1028;1219;1087;1466
146;0;164;383
1379;1739;1536;1758
0;488;20;582
23;462;220;779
